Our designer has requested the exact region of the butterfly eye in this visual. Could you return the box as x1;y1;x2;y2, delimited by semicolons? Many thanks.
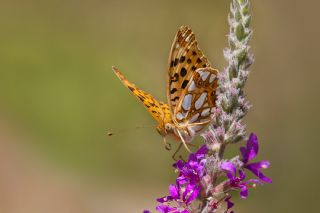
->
165;123;172;131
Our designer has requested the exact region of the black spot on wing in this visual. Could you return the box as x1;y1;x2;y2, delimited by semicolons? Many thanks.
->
174;58;179;66
170;88;178;94
179;56;186;63
128;86;135;92
180;67;187;77
171;97;179;102
138;95;145;102
170;73;179;83
181;80;189;89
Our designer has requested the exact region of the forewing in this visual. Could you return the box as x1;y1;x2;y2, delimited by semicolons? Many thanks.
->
113;66;166;123
167;26;211;112
173;67;219;137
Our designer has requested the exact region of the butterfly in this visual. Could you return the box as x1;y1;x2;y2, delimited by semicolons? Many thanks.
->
112;26;219;152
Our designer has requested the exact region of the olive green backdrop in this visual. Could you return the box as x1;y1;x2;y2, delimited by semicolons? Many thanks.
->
0;0;319;212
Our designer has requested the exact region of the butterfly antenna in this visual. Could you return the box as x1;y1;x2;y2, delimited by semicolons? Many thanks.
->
177;130;191;153
106;125;154;137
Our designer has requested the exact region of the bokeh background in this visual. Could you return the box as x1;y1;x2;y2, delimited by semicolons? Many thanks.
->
0;0;319;212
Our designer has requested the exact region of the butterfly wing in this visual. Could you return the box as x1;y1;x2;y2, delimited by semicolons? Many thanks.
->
113;66;167;124
167;26;211;112
166;26;219;142
174;67;219;140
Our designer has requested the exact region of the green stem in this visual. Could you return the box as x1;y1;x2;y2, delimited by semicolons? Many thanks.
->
218;144;226;159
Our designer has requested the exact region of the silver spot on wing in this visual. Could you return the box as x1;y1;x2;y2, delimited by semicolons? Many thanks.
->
195;93;207;110
188;125;203;133
182;94;192;110
201;108;210;117
201;72;210;81
189;113;200;123
209;74;216;83
188;81;196;92
176;112;187;120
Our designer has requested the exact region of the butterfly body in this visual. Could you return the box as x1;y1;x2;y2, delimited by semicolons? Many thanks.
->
113;26;219;150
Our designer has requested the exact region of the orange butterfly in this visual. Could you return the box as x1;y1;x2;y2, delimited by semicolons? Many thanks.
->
113;26;218;152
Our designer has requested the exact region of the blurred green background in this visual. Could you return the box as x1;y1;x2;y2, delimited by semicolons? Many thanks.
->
0;0;319;212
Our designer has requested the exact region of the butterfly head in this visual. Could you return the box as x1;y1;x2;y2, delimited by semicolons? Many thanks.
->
156;122;175;137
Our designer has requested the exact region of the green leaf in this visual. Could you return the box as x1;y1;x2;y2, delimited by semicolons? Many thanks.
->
235;23;245;40
242;4;250;16
244;16;251;28
237;48;247;66
235;10;242;22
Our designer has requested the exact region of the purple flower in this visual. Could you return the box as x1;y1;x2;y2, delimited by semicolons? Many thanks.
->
221;161;250;198
157;183;200;213
174;145;207;186
240;133;272;183
156;145;208;212
143;211;151;213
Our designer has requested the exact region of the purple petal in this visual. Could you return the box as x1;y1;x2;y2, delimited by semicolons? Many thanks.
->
221;162;236;177
260;175;272;183
239;169;246;180
225;196;234;209
182;184;194;202
156;205;175;213
246;133;259;161
169;184;179;198
245;162;272;183
186;185;200;204
181;210;190;213
254;160;270;169
188;153;197;162
240;185;248;198
196;145;208;155
247;179;262;185
157;196;173;203
240;147;248;162
173;160;185;170
176;177;188;186
143;210;151;213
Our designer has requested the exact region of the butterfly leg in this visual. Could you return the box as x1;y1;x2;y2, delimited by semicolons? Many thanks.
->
163;137;172;151
176;129;191;153
172;143;183;161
